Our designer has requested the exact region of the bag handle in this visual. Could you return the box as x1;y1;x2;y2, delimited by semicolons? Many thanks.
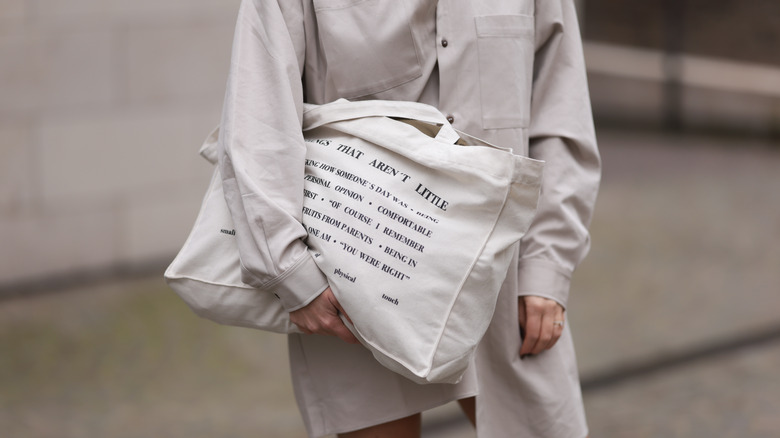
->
199;100;461;167
303;99;460;144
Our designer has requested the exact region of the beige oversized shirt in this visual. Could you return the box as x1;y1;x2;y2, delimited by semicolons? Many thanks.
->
218;0;600;313
218;1;599;435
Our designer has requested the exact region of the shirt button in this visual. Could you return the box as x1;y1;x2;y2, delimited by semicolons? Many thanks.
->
441;39;449;48
446;115;455;124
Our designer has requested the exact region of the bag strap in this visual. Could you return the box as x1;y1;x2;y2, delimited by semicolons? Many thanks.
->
199;100;462;167
303;99;460;144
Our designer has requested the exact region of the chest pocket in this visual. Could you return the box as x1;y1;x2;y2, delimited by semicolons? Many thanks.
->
313;0;423;99
475;15;535;129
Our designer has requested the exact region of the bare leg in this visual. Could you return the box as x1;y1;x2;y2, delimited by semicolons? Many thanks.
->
338;413;421;438
457;396;476;427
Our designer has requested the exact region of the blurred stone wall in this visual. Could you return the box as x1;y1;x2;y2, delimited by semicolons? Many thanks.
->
1;0;241;285
582;0;780;133
583;0;780;66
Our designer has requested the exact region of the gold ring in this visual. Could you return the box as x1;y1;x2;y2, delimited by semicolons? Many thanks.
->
553;321;564;327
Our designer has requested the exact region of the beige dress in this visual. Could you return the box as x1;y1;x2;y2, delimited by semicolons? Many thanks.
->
217;0;600;436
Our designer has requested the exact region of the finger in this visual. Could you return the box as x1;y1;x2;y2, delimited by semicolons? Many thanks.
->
547;308;565;350
289;290;355;344
519;307;541;357
534;312;555;354
325;316;359;344
331;322;359;344
541;305;565;351
317;312;359;344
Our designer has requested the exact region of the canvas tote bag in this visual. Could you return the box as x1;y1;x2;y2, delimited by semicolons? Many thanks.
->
165;99;544;384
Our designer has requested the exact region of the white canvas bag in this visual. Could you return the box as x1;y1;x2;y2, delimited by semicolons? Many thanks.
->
166;99;544;384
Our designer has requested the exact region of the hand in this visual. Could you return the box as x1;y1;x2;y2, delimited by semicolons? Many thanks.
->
518;295;565;357
289;287;359;344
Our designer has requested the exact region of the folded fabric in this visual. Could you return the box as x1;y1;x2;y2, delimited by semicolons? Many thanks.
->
165;99;544;384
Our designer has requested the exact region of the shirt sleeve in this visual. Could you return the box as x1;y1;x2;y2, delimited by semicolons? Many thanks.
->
517;0;602;308
217;0;328;312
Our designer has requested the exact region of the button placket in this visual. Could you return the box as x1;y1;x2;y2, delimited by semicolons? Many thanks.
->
436;1;461;133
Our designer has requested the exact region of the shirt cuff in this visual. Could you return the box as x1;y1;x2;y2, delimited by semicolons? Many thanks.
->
516;258;573;309
244;252;330;312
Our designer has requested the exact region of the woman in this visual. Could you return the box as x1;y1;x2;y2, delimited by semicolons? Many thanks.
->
217;0;600;436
